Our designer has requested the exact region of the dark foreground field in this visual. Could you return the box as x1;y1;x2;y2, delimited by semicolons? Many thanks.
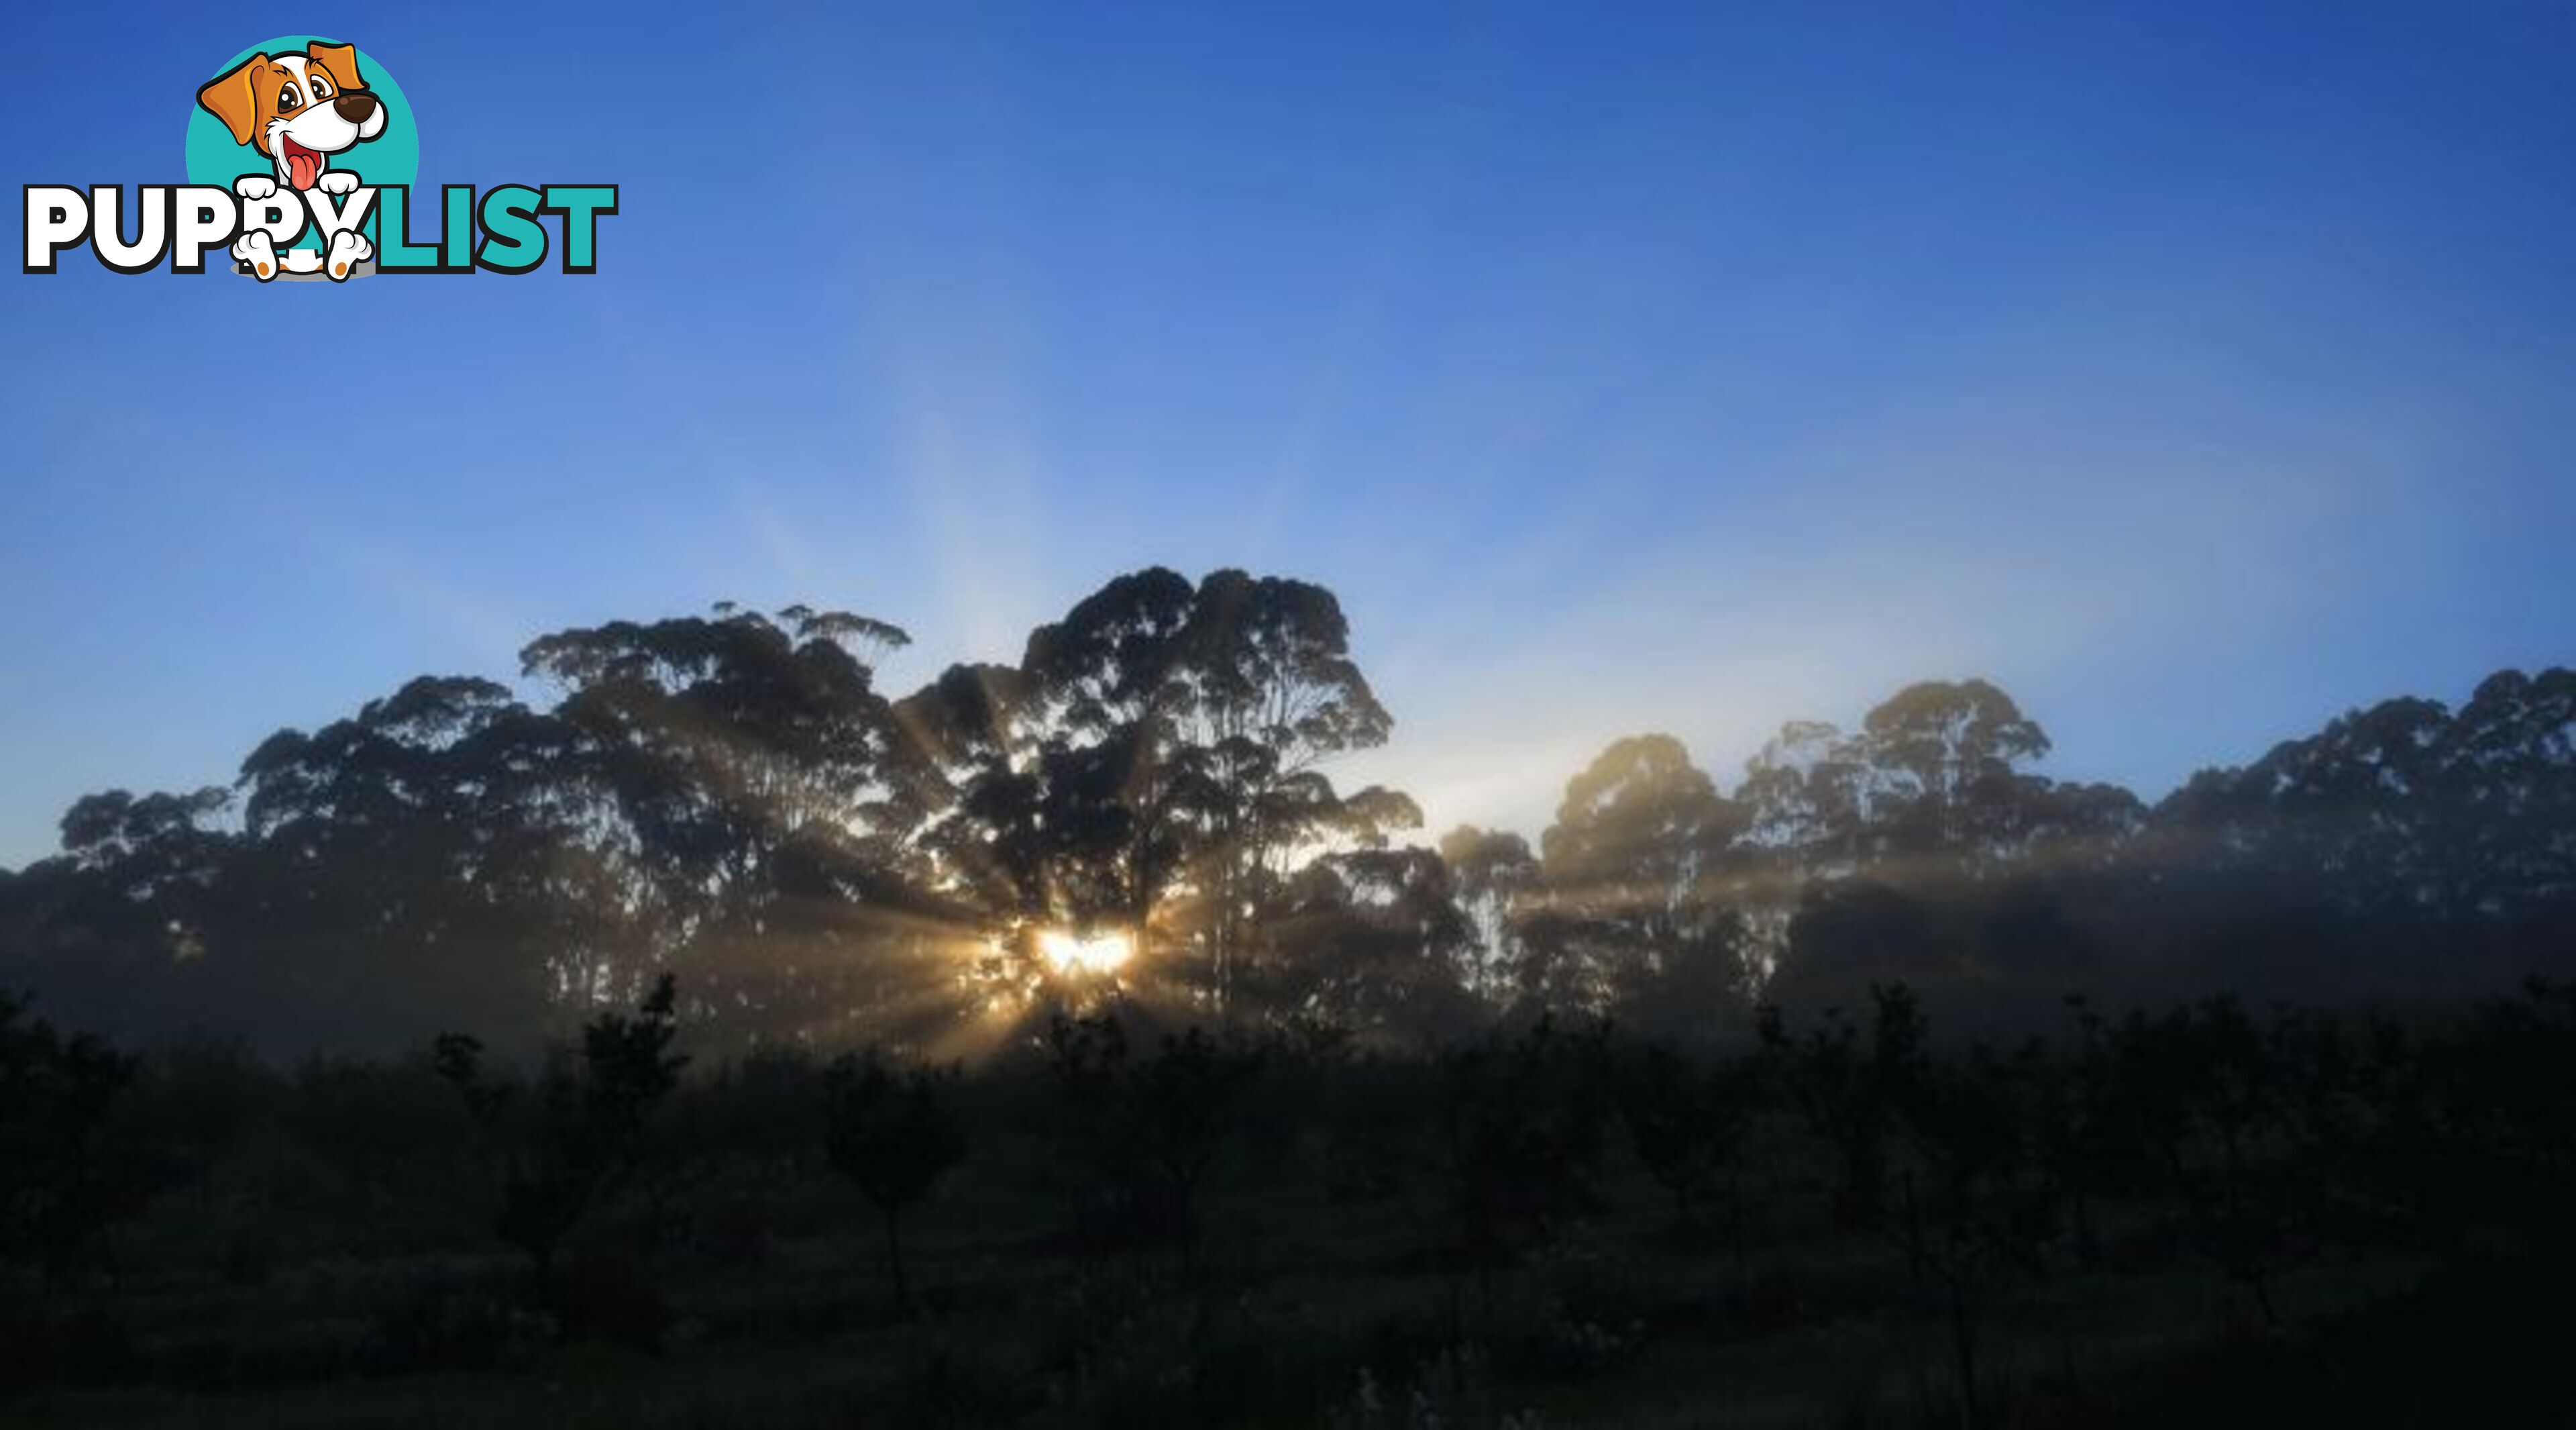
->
7;982;2573;1429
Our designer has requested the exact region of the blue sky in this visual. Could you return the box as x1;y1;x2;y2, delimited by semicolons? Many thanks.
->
3;1;2573;868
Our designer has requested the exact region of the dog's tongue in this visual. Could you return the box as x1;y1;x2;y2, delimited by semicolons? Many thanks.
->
286;150;320;191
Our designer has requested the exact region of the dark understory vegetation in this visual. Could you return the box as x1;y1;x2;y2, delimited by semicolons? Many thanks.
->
4;974;2573;1428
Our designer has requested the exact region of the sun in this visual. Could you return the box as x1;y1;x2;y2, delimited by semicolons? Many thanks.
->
1036;927;1133;976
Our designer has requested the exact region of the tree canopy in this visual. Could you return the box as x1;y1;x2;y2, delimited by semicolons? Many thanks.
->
1;569;2569;1057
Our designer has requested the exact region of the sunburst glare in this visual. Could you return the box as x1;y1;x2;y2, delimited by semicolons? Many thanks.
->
1035;928;1133;976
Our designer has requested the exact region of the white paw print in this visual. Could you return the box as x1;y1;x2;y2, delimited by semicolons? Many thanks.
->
233;174;276;201
231;229;278;281
317;170;360;196
325;229;374;280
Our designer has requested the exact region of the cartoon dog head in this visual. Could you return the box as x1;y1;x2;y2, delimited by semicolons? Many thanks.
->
196;42;386;192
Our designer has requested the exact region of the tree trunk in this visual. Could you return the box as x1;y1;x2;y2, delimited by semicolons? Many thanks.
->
1948;1276;1980;1430
882;1204;910;1317
1173;1172;1199;1278
1726;1176;1748;1276
1902;1172;1928;1288
2248;1264;2279;1327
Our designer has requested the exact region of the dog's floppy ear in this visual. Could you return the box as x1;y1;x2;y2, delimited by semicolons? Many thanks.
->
195;53;270;148
305;41;367;94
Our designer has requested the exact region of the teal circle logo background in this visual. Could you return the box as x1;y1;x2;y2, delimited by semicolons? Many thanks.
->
184;37;419;253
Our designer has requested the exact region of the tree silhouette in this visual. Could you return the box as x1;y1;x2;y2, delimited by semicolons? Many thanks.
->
1859;678;2051;868
1615;1041;1757;1244
1769;879;1950;1019
1128;1026;1262;1274
1880;1025;2063;1428
519;608;943;1042
1523;735;1746;1025
3;560;2572;1062
1265;847;1480;1043
1440;825;1540;1005
0;992;152;1286
1758;986;1930;1231
1042;1012;1260;1272
824;1049;969;1315
2109;997;2326;1325
231;676;576;1049
437;974;689;1287
1442;1015;1614;1272
906;568;1401;1018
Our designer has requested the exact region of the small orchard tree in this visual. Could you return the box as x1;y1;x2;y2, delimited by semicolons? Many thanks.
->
2112;997;2325;1327
435;974;689;1284
824;1050;969;1315
1758;983;1933;1232
1043;1013;1260;1273
1884;1035;2062;1430
1130;1027;1261;1274
1043;1011;1136;1252
1442;1015;1615;1278
1616;1041;1758;1249
0;992;152;1288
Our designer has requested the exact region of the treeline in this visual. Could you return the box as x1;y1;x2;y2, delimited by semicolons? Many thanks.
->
7;977;2574;1423
0;566;2569;1056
